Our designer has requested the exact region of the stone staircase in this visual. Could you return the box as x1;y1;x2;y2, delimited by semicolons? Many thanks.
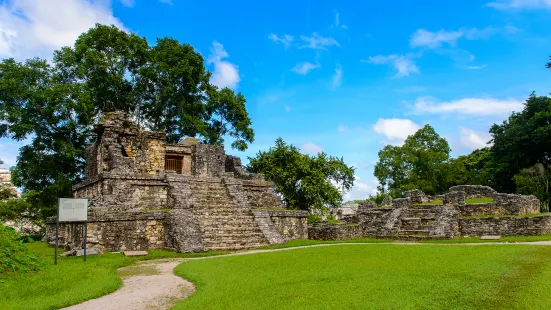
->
189;178;268;251
396;206;440;237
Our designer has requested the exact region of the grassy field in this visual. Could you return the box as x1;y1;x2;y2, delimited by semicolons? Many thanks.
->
173;244;551;309
421;233;551;243
0;242;229;310
257;237;393;249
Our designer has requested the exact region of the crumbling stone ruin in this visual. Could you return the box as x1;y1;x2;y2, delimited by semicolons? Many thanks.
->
309;185;551;241
46;112;307;253
0;167;18;197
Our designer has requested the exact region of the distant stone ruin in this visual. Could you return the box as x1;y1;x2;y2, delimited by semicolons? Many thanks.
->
46;112;307;253
0;167;18;197
309;185;550;241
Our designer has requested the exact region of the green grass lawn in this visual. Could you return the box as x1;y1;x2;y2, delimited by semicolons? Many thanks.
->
421;233;551;243
0;242;229;310
173;244;551;310
257;237;393;249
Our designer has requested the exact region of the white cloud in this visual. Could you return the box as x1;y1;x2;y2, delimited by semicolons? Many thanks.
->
363;54;419;78
372;118;421;145
120;0;135;7
300;32;340;49
413;96;523;116
459;127;490;150
268;33;294;49
410;29;463;49
300;142;323;155
487;0;551;9
0;0;125;59
343;176;378;201
337;125;348;133
207;41;240;90
284;105;291;112
291;62;319;75
330;64;343;90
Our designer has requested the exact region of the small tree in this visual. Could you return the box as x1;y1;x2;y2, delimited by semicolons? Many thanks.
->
246;138;355;212
514;163;550;212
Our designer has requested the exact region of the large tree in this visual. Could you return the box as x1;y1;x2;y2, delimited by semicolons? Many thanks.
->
489;93;551;192
0;24;254;218
246;138;355;211
374;124;451;196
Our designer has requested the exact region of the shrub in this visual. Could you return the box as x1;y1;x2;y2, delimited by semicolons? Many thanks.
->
0;224;41;275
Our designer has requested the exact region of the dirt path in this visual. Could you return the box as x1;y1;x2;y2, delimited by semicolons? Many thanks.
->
63;240;551;310
63;259;195;310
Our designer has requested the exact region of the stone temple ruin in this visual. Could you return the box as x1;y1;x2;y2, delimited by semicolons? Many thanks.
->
309;185;551;240
46;112;308;253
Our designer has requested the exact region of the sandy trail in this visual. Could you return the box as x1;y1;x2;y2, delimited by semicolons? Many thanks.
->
62;240;551;310
63;259;194;310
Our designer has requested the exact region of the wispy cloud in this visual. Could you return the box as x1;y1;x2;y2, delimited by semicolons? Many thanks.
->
459;127;491;150
486;0;551;9
413;96;523;116
268;33;294;49
329;11;348;30
291;62;320;75
363;54;419;78
300;32;340;49
300;142;323;155
337;125;348;133
120;0;135;7
207;41;240;89
331;64;343;90
410;26;518;49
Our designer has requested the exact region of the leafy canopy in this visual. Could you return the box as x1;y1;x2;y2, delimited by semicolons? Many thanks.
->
374;124;451;196
246;138;355;211
0;24;254;219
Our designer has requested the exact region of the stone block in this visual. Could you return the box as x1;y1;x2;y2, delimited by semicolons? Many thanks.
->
123;251;148;256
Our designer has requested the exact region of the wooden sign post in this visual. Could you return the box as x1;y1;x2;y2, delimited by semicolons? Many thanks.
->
55;198;88;265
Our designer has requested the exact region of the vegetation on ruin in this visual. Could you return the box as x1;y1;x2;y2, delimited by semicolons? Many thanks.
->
0;24;255;222
0;242;229;309
247;138;355;211
413;199;444;205
466;197;494;204
173;244;551;309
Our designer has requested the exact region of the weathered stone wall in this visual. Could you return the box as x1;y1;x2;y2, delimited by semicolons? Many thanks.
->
45;211;167;251
191;144;226;177
241;179;285;210
404;190;429;204
449;185;496;198
460;214;551;236
266;210;308;239
494;193;540;215
392;197;411;208
443;191;466;205
308;223;363;241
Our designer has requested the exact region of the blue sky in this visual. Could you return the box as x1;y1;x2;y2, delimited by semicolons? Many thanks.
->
1;0;551;200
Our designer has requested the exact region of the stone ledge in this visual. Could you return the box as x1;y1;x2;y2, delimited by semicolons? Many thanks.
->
46;211;168;224
252;209;309;217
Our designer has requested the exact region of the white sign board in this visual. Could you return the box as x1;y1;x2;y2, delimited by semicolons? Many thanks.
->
58;198;88;222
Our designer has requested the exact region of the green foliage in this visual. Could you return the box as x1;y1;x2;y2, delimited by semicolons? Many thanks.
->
307;213;322;224
374;125;451;196
0;224;41;274
0;24;255;220
246;138;355;211
514;163;550;212
490;93;551;192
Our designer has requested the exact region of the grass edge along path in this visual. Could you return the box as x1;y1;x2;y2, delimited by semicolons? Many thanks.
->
0;242;229;310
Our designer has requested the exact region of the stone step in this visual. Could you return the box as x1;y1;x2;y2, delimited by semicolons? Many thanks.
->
204;244;266;251
398;229;431;235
